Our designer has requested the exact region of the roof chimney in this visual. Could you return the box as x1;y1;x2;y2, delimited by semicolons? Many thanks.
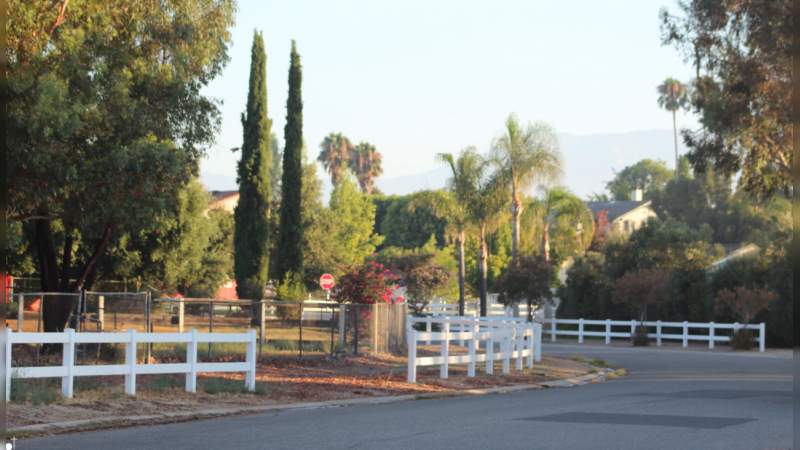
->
632;188;643;202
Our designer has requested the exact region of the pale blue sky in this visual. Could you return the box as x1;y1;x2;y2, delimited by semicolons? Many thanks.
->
201;0;696;193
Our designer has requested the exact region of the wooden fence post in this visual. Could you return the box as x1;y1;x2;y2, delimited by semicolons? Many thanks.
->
98;295;105;332
186;329;197;393
62;328;75;398
338;304;346;349
17;294;24;332
125;329;137;396
178;301;185;333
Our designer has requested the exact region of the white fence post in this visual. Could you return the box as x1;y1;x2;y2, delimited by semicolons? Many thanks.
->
708;322;715;350
440;322;450;379
125;329;137;396
515;325;523;371
467;321;477;377
486;331;494;375
605;319;611;345
62;328;75;398
630;319;636;338
407;327;417;383
17;295;24;332
534;323;542;363
759;323;766;353
578;318;584;344
501;331;510;374
5;328;12;402
186;329;198;392
246;329;257;392
656;320;662;346
682;321;688;348
526;323;534;368
551;319;556;342
426;319;432;346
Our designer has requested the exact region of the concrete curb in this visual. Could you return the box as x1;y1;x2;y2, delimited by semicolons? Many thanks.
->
9;369;614;438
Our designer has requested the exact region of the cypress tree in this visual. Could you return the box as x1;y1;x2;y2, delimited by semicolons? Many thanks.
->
234;31;272;300
275;40;304;281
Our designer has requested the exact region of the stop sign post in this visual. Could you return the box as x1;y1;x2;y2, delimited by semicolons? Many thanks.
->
319;274;335;300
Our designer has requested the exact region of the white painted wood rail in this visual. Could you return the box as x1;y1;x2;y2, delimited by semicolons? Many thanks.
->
4;328;258;400
543;318;766;352
406;316;542;383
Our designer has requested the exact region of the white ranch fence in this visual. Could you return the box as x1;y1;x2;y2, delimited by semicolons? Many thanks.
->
406;316;542;383
4;328;257;400
543;318;766;352
424;300;539;319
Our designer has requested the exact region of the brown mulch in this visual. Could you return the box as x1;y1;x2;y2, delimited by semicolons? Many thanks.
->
8;352;592;429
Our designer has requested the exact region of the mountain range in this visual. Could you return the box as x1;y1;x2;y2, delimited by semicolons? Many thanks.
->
201;129;687;200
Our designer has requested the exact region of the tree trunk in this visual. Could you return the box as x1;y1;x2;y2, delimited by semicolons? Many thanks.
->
478;224;488;317
32;219;114;332
672;110;679;175
511;190;521;262
541;221;551;262
457;230;466;316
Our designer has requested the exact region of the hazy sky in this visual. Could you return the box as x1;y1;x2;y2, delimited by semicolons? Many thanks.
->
200;0;697;191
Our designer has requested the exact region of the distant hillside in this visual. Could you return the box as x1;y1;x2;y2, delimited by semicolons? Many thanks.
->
202;129;687;199
375;129;686;198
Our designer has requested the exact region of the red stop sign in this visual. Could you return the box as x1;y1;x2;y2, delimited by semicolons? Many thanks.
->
319;273;335;290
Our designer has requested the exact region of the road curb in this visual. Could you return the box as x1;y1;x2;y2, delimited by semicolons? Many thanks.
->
9;369;613;438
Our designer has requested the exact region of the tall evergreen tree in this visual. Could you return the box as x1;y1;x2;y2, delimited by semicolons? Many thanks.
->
275;40;304;281
234;31;272;300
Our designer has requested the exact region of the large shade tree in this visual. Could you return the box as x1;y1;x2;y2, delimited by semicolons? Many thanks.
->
7;0;235;331
492;115;562;262
317;132;353;186
660;1;792;198
656;78;689;174
606;159;674;201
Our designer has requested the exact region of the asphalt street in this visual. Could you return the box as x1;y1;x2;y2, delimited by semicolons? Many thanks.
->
19;342;793;450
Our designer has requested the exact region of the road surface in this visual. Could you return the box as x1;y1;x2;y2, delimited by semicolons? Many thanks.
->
19;343;793;450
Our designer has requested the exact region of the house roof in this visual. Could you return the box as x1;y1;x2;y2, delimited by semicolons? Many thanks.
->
585;200;650;222
210;190;238;202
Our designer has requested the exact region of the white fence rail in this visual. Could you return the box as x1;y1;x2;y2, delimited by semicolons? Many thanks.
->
543;318;766;352
406;316;542;383
4;328;257;400
424;301;539;318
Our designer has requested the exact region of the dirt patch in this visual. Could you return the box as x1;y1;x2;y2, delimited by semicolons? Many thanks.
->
7;352;593;433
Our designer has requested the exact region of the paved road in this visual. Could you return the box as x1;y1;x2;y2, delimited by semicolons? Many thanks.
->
20;343;793;450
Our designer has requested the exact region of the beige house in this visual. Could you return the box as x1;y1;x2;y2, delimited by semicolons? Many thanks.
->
587;190;657;238
207;190;239;214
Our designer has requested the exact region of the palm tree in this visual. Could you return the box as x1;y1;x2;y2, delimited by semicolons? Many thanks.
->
492;114;562;262
458;148;508;317
436;151;482;316
317;132;353;186
657;78;689;174
537;187;594;263
350;142;383;194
